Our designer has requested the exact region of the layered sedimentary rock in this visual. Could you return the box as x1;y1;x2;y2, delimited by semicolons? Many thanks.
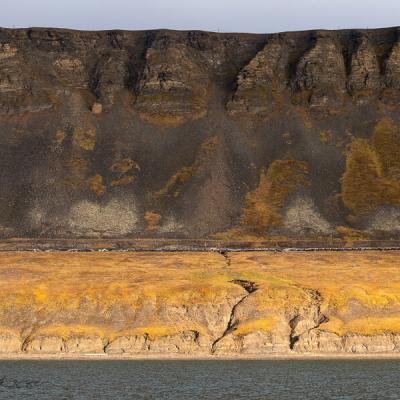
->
348;34;381;94
227;36;289;116
0;251;399;356
135;33;211;126
294;32;347;109
0;27;400;248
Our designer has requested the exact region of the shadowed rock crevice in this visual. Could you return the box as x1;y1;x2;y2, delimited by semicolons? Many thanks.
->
211;280;258;353
219;250;231;267
288;289;328;350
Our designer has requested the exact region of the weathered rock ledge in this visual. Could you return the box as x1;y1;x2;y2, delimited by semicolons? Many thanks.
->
2;331;400;357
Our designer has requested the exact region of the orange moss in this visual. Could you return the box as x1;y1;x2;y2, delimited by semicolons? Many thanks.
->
372;117;400;178
89;174;106;196
240;159;310;233
110;176;135;187
155;166;195;198
55;130;66;145
145;211;162;232
233;316;277;336
110;158;140;174
73;127;96;151
319;130;333;143
341;129;400;216
154;136;218;199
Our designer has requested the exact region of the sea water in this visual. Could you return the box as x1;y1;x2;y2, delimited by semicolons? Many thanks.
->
0;360;398;399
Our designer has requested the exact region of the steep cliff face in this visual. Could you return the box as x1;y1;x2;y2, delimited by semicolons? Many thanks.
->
1;27;400;248
0;251;400;356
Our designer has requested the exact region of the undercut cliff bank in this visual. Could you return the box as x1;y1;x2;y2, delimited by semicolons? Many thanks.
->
0;251;399;357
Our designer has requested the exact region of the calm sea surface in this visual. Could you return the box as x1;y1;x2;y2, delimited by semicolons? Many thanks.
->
0;360;398;399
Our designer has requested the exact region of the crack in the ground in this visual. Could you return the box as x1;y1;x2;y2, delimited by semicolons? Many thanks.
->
218;250;231;267
211;279;258;353
289;289;328;350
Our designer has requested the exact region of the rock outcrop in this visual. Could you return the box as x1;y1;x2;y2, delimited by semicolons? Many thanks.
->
227;36;289;116
348;34;381;94
294;32;347;109
0;27;400;248
135;32;210;126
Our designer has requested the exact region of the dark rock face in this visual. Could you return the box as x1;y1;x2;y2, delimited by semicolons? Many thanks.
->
1;27;400;248
294;33;347;109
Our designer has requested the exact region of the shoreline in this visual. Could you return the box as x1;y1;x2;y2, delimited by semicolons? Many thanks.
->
2;353;400;361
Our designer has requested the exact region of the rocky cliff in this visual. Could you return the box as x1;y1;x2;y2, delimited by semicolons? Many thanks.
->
0;251;398;356
1;27;400;248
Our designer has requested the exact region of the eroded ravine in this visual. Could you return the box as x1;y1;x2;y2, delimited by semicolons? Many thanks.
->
289;289;328;350
211;280;258;353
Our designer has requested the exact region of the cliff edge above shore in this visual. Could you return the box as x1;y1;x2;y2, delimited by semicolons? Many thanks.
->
0;251;399;356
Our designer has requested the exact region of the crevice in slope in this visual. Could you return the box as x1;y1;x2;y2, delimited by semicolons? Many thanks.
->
218;250;231;267
289;288;328;350
102;338;110;354
211;279;258;353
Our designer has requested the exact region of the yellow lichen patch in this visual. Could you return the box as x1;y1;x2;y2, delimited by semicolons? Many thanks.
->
89;174;106;196
155;166;196;198
341;135;400;216
239;159;310;233
319;130;333;143
372;117;400;178
128;326;180;339
138;112;187;128
73;127;97;151
110;158;140;174
233;316;277;336
110;175;135;187
54;130;66;145
145;211;162;232
345;317;400;336
91;102;103;115
154;136;218;198
36;325;108;340
320;316;346;336
33;285;49;303
324;316;400;337
341;139;384;215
